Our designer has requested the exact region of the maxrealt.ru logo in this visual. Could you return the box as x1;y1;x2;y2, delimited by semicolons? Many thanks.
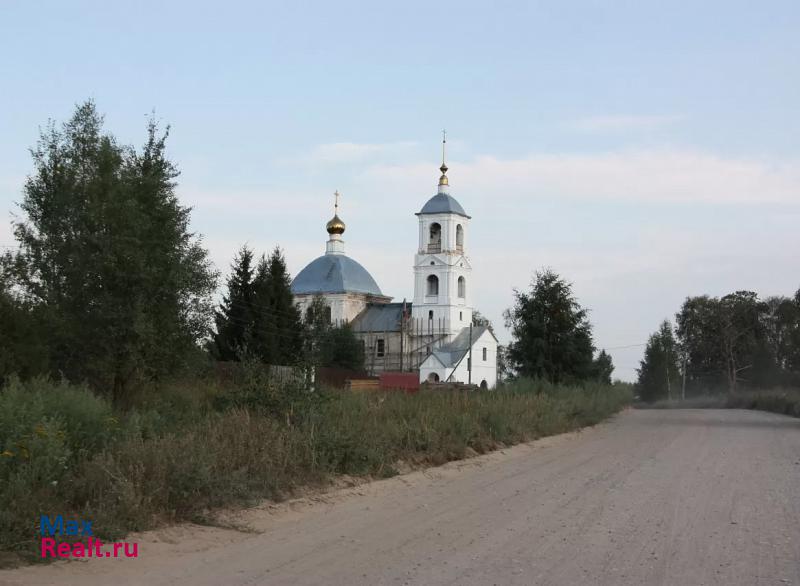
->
40;515;138;559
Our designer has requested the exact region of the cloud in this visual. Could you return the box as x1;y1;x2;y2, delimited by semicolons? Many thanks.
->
181;187;322;214
278;141;419;166
567;114;685;132
362;149;800;205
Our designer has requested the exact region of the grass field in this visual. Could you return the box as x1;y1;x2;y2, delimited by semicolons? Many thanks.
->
0;376;632;565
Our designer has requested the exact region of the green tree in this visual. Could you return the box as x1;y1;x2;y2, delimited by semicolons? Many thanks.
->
592;349;615;385
299;294;364;370
251;247;304;365
302;294;332;367
472;310;495;335
3;101;216;400
675;295;726;392
636;320;682;402
0;273;49;384
503;269;595;383
322;323;366;370
212;245;256;361
717;291;766;392
676;291;793;392
761;292;800;382
789;288;800;374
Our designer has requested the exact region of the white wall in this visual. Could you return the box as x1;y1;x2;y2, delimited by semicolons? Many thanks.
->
294;292;369;325
418;329;498;389
411;211;473;339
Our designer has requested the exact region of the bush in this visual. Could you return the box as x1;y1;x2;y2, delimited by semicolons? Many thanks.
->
0;377;631;564
0;377;118;466
725;389;800;417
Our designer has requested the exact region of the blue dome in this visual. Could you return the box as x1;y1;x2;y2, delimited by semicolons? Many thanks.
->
416;193;470;218
291;254;384;296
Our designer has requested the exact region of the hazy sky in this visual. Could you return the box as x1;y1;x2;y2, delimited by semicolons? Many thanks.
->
1;1;799;380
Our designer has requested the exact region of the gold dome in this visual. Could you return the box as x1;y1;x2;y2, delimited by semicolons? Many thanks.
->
326;214;346;235
438;162;449;186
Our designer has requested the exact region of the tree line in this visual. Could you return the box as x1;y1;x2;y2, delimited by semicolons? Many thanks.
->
637;289;800;401
0;102;363;401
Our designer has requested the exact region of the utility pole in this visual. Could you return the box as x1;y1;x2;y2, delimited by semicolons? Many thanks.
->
468;323;473;385
681;353;687;401
662;337;672;401
400;299;405;372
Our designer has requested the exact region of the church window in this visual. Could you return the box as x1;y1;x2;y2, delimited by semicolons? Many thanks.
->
459;311;463;321
427;275;439;296
428;310;434;320
325;305;332;324
376;339;385;357
426;346;431;355
457;276;466;298
483;347;487;361
430;261;435;265
428;223;441;252
456;224;464;251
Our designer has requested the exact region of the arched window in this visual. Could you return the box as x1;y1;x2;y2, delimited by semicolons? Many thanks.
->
325;305;332;324
456;224;464;251
428;310;434;320
428;372;440;383
428;223;441;252
427;275;439;296
457;276;466;298
482;347;488;361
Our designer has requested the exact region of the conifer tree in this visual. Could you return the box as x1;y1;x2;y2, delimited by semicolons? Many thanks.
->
212;245;256;361
302;294;331;367
503;269;595;383
636;320;682;402
592;349;615;384
251;247;304;365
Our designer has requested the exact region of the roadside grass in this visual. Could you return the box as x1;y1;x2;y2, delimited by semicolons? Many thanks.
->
636;388;800;417
0;376;632;565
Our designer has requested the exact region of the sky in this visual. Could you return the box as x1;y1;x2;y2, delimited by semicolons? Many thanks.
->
1;0;799;380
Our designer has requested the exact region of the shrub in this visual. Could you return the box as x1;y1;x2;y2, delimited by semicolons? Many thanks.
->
0;377;631;564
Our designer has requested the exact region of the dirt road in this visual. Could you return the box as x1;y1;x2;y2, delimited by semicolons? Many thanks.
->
4;408;800;586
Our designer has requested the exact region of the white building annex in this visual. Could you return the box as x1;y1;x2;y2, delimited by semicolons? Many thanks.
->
290;138;498;388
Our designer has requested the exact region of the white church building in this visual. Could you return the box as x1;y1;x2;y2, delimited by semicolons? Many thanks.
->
291;141;498;389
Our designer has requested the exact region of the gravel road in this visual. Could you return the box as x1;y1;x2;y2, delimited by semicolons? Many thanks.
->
4;408;800;586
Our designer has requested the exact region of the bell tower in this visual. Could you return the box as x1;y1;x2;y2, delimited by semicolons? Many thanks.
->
411;133;472;343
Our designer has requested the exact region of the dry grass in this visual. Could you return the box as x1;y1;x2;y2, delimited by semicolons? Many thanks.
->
0;376;632;565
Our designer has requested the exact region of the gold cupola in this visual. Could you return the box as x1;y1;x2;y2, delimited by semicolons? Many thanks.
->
326;190;346;235
438;130;449;187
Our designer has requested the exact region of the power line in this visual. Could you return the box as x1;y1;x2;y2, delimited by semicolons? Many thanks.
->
603;343;648;350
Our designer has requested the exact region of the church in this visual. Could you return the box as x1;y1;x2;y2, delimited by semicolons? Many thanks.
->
291;141;498;389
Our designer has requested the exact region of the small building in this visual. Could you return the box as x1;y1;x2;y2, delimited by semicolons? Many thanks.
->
418;325;498;389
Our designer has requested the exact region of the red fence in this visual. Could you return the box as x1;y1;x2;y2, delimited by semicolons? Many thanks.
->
379;372;420;393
